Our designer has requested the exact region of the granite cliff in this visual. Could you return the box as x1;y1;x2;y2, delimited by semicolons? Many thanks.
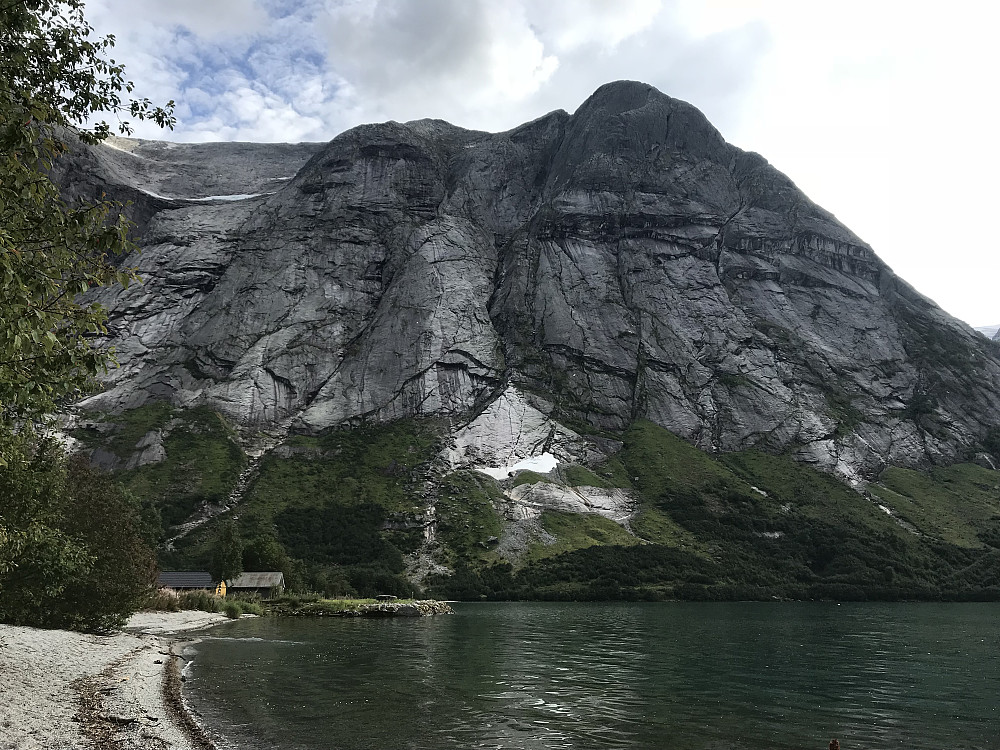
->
70;81;1000;485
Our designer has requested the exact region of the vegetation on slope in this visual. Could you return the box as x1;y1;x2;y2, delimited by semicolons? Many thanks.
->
74;403;246;537
77;406;1000;604
163;419;444;598
428;421;1000;602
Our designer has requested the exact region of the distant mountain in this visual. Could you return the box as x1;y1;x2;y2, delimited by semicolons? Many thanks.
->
974;324;1000;339
58;81;1000;601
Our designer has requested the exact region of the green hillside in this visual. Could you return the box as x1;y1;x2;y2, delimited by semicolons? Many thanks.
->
82;406;1000;601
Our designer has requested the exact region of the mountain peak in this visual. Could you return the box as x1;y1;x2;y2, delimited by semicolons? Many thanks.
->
66;82;1000;480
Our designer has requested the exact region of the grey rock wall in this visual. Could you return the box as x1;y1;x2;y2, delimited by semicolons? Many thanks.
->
70;81;1000;480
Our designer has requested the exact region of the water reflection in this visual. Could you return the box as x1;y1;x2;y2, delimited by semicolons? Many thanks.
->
186;603;1000;750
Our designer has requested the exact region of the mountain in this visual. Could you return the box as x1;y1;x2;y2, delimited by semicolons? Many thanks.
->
72;81;1000;480
61;81;1000;600
974;324;1000;339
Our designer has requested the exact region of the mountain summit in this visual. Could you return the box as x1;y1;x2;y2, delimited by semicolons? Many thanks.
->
73;81;1000;481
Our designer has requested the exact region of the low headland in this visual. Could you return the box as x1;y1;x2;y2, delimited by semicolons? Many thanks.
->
268;595;455;617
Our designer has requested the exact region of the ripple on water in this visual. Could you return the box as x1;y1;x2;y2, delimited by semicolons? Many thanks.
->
185;602;1000;750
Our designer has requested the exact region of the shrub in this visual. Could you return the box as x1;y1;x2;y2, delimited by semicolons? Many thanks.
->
0;431;156;632
177;589;222;612
222;600;243;619
146;588;181;611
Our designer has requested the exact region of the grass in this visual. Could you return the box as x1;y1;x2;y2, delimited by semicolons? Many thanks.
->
524;511;640;563
83;405;1000;602
435;471;505;562
719;450;896;535
269;596;422;616
122;407;246;528
870;464;1000;548
561;464;615;488
510;470;551;487
629;505;700;548
74;401;174;457
622;420;737;495
73;404;246;542
245;419;443;519
146;588;225;613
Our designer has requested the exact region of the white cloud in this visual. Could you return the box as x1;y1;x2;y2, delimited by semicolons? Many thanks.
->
81;0;998;324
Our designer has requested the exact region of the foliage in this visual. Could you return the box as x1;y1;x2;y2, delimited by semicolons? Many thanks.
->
0;427;155;631
74;404;247;534
222;600;242;619
177;420;445;597
145;587;180;611
434;471;504;562
176;589;221;613
209;519;243;583
433;420;1000;602
75;404;1000;605
870;464;1000;548
525;511;639;563
0;0;173;420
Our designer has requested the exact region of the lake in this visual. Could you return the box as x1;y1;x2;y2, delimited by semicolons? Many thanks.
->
183;602;1000;749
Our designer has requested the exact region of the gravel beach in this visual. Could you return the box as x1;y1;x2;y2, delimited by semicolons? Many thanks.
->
0;611;234;750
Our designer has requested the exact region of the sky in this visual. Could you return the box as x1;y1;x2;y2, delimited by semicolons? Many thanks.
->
84;0;999;327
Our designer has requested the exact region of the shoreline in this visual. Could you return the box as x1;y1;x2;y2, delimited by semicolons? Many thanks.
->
0;610;236;750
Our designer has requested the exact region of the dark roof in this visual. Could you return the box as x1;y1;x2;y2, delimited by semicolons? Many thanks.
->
228;572;285;589
157;571;217;589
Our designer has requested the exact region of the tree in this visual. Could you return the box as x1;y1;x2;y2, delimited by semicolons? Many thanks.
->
0;1;171;630
0;0;174;421
210;519;244;584
0;429;155;631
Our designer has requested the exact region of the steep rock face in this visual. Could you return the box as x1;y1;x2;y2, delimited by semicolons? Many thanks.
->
75;81;1000;479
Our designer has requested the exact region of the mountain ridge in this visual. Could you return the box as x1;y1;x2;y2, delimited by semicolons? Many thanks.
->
66;80;1000;484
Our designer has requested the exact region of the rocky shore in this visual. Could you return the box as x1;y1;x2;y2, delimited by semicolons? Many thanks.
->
0;611;232;750
269;598;455;617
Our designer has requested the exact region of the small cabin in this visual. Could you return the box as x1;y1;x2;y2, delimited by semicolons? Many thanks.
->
227;572;285;599
157;571;226;597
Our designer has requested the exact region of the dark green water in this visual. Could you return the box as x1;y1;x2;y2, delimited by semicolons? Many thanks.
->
184;603;1000;749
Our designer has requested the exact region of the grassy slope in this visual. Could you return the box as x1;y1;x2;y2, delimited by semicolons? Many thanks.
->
431;420;999;601
869;464;1000;548
85;407;1000;601
75;403;246;531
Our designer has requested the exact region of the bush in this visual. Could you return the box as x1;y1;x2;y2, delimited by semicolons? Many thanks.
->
146;588;181;611
0;430;156;632
222;600;243;619
177;589;222;612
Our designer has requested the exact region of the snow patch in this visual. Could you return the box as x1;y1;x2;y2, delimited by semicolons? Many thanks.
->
478;451;559;480
186;193;264;202
134;187;267;202
444;386;597;470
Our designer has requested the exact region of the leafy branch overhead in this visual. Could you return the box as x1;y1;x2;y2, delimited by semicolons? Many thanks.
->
1;1;171;632
0;0;175;419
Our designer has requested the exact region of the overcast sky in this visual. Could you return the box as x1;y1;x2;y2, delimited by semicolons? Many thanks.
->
85;0;999;327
